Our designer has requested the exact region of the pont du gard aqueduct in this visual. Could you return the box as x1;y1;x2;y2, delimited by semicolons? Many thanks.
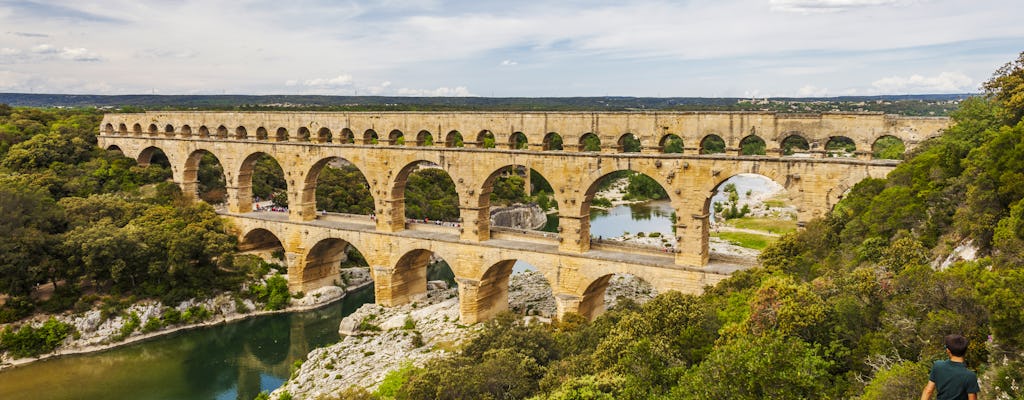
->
97;111;949;323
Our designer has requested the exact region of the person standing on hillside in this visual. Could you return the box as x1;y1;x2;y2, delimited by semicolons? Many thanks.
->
921;334;980;400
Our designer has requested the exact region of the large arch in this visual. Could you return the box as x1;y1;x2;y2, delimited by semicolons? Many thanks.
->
480;164;559;236
462;259;517;322
184;149;227;204
238;227;285;253
137;146;171;168
393;160;460;222
582;169;675;252
576;272;658;320
703;172;796;257
237;152;287;212
303;156;375;217
377;249;433;306
301;238;365;291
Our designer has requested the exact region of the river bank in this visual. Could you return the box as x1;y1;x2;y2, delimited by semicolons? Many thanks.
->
0;267;374;371
270;271;656;399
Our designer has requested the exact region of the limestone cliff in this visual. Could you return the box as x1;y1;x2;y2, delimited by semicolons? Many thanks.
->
490;204;547;230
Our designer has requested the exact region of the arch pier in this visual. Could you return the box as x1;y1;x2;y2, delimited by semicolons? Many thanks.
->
98;111;948;323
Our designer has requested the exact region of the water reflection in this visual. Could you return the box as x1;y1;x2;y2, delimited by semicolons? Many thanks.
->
0;287;374;400
589;200;676;239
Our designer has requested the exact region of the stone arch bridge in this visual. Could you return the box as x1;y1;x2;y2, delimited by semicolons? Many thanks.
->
97;111;948;323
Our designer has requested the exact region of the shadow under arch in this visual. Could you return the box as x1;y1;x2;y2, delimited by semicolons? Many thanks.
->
445;130;464;147
462;259;519;322
105;144;123;153
338;128;355;144
238;227;285;253
302;237;367;291
364;129;379;145
388;129;405;146
302;156;375;217
576;272;658;320
137;146;172;168
379;248;454;306
416;130;434;146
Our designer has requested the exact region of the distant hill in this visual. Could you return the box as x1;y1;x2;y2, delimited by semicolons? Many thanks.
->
0;92;975;115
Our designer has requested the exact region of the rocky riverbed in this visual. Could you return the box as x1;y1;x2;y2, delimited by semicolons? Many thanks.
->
0;267;374;370
271;271;656;399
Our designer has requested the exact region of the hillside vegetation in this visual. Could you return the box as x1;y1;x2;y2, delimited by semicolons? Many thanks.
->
331;53;1024;400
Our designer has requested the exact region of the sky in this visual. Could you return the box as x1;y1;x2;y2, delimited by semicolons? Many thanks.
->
0;0;1020;97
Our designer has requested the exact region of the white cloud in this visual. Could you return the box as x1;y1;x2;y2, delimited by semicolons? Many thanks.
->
302;74;354;88
31;44;59;54
871;71;974;93
29;44;100;61
0;48;20;56
395;86;474;97
796;85;830;97
500;59;517;66
770;0;914;13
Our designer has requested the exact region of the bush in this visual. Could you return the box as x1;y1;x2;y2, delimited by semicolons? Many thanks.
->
0;297;34;323
251;274;291;310
376;362;419;398
161;307;182;325
0;317;75;358
141;317;163;333
592;197;613;208
112;311;141;341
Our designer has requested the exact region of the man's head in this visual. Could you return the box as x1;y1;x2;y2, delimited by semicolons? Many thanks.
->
944;334;969;357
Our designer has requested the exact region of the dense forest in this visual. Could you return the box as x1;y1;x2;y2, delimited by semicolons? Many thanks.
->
333;53;1024;400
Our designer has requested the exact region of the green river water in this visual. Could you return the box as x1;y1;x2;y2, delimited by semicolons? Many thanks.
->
0;287;374;400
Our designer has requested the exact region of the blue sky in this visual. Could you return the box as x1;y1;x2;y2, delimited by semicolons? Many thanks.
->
0;0;1020;97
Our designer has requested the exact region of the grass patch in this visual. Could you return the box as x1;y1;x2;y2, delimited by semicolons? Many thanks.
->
713;231;777;250
726;217;797;235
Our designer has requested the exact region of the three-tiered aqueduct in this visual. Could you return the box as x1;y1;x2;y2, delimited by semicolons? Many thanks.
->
97;111;949;323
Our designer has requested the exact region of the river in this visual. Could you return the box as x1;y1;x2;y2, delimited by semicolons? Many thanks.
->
0;287;374;400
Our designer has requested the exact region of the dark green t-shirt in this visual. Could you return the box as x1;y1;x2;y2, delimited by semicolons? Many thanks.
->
929;360;980;400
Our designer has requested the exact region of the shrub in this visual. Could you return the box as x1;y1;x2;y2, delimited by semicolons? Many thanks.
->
141;317;163;333
0;297;34;324
251;274;291;310
0;317;75;358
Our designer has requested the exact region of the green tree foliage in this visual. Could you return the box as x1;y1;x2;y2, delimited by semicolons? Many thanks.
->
581;134;601;152
196;152;226;203
0;317;75;358
404;168;459;221
700;135;725;154
0;181;65;296
619;134;641;152
661;135;683;153
781;135;809;155
545;134;563;150
859;361;929;400
490;174;528;206
983;51;1024;124
872;136;906;160
623;172;667;201
250;155;286;201
740;136;766;155
316;164;374;214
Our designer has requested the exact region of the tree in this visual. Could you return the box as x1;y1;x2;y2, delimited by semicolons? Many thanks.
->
0;181;65;296
983;51;1024;124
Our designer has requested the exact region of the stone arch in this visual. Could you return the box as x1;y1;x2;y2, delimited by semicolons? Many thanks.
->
302;156;375;218
780;134;810;156
215;125;228;138
198;125;210;138
576;273;658;320
185;149;227;204
463;259;517;322
445;130;464;147
739;135;766;155
416;130;434;146
255;127;268;141
238;151;287;212
581;169;676;249
392;160;460;222
580;132;601;152
543;132;564;151
117;123;128;134
660;134;684;154
618;133;642;153
509;132;528;150
137;146;171;168
163;124;175;136
180;125;192;137
235;126;248;140
148;123;158;135
105;144;123;154
388;129;405;146
238;227;284;253
132;123;142;134
297;127;310;142
477;130;495;148
700;134;726;154
872;135;905;159
103;123;114;134
301;238;362;291
338;128;355;144
479;164;557;235
275;127;289;141
316;127;332;143
825;136;856;156
378;248;433;306
364;129;379;145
